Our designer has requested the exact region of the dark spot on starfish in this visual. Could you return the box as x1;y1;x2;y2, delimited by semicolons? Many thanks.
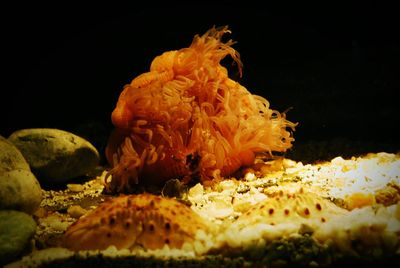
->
304;208;310;216
316;203;322;211
269;208;274;215
149;223;155;232
165;222;171;230
284;209;290;215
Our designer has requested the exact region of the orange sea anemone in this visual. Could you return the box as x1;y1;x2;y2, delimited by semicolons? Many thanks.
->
105;26;296;193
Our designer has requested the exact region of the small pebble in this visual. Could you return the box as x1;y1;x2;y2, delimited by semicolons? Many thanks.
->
67;184;85;193
67;205;88;219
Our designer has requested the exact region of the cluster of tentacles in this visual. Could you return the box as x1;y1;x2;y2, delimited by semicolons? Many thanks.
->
105;26;296;193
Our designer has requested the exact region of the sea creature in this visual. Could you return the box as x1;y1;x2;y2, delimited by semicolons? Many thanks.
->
105;25;296;193
63;193;209;251
234;189;348;229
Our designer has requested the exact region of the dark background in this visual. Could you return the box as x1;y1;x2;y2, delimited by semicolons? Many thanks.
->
2;1;399;158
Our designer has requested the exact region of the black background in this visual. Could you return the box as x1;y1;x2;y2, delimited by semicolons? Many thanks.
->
2;1;399;155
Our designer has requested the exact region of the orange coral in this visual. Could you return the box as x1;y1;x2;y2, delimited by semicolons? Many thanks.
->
105;26;296;192
63;193;209;251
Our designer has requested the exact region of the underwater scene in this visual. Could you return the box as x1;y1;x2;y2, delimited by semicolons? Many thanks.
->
1;2;400;267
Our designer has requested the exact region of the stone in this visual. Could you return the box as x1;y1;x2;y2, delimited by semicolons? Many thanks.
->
0;169;42;214
0;210;37;266
8;128;100;183
0;135;30;175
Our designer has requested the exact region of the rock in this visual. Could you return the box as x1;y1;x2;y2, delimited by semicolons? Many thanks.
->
0;135;30;174
8;128;100;183
0;169;42;214
0;210;37;266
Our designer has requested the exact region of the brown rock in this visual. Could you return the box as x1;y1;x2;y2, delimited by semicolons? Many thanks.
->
8;128;100;183
0;135;30;175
